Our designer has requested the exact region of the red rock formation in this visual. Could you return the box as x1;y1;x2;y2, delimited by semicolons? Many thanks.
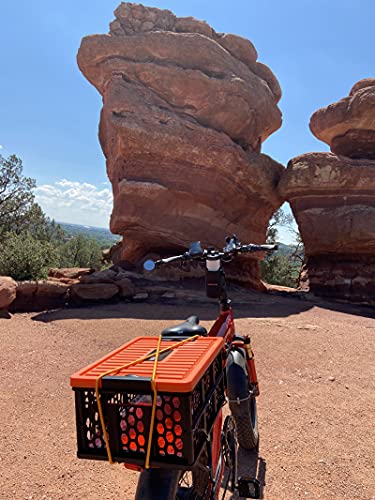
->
280;80;375;302
0;276;17;310
77;3;284;287
310;79;375;159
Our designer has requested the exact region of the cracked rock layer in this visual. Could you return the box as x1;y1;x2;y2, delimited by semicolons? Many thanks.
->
280;152;375;302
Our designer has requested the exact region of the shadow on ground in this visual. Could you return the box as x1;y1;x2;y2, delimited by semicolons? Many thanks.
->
31;287;373;324
223;447;266;499
31;292;316;324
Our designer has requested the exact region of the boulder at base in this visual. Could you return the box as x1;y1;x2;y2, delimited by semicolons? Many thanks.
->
0;277;17;310
70;283;120;302
10;281;70;312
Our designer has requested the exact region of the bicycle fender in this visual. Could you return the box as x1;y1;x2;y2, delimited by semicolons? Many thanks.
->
135;468;181;500
226;348;250;417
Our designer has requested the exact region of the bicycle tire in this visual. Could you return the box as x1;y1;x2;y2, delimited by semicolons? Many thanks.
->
135;469;180;500
226;349;259;450
135;446;210;500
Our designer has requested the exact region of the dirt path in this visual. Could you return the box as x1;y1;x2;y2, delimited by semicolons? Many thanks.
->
1;295;374;499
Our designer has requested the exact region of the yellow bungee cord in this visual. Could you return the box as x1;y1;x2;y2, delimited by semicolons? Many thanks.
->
95;334;199;466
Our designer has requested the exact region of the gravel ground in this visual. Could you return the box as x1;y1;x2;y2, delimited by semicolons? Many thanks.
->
1;294;374;500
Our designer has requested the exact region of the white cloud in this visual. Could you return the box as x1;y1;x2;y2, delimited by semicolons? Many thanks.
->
0;145;3;150
34;179;113;227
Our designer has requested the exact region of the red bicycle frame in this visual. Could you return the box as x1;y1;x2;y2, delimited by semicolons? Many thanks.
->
208;307;259;498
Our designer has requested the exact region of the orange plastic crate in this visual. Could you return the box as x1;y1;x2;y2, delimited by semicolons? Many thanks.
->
71;336;226;468
70;336;224;392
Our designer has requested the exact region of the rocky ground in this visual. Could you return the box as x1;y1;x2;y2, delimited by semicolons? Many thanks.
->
0;291;374;499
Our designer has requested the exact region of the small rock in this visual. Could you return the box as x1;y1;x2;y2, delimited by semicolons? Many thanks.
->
286;393;291;397
133;292;149;301
297;324;318;331
328;376;336;382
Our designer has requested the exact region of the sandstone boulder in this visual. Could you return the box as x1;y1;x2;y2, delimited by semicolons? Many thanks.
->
79;268;118;284
0;277;17;310
116;277;136;298
11;280;69;312
70;283;119;301
48;268;94;280
310;79;375;159
77;3;284;287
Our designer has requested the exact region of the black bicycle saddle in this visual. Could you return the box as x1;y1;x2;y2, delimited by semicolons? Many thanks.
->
161;315;207;337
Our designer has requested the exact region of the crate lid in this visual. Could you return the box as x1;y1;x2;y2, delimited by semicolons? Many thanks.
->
70;336;224;392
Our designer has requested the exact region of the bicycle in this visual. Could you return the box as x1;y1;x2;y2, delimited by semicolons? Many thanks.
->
70;235;277;500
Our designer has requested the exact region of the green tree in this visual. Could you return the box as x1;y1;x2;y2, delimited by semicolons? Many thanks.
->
261;208;303;288
266;208;294;244
58;234;102;269
0;232;59;280
13;202;66;242
0;154;65;242
0;154;36;239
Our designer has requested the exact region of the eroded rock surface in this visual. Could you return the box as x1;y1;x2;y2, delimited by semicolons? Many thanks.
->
281;80;375;302
310;78;375;159
77;2;284;287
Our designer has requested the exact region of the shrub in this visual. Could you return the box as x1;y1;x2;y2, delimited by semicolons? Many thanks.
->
0;232;59;281
261;253;300;288
58;234;102;269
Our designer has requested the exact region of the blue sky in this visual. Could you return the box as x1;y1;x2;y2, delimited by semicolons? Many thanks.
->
1;0;374;242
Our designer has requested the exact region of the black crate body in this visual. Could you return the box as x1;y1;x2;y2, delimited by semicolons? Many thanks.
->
74;351;225;469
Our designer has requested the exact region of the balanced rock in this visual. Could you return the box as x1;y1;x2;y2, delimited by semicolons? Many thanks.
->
0;277;17;310
77;2;284;287
280;80;375;302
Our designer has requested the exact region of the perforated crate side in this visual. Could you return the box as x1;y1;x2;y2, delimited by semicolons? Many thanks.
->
73;351;225;468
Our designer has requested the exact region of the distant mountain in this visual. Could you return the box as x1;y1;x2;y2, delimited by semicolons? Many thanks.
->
58;222;120;249
58;223;300;255
276;242;300;256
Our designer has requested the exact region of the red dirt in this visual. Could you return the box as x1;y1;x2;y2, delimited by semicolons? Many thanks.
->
1;294;374;499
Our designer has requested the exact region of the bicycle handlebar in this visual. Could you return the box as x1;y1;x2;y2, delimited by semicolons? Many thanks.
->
146;237;278;270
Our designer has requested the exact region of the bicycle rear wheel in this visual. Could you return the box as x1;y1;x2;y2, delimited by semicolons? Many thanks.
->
226;349;259;450
176;447;210;499
135;468;180;500
233;395;258;449
135;445;210;500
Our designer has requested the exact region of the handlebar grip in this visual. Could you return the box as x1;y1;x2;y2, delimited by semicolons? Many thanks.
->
259;244;278;251
158;254;185;265
241;244;278;253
